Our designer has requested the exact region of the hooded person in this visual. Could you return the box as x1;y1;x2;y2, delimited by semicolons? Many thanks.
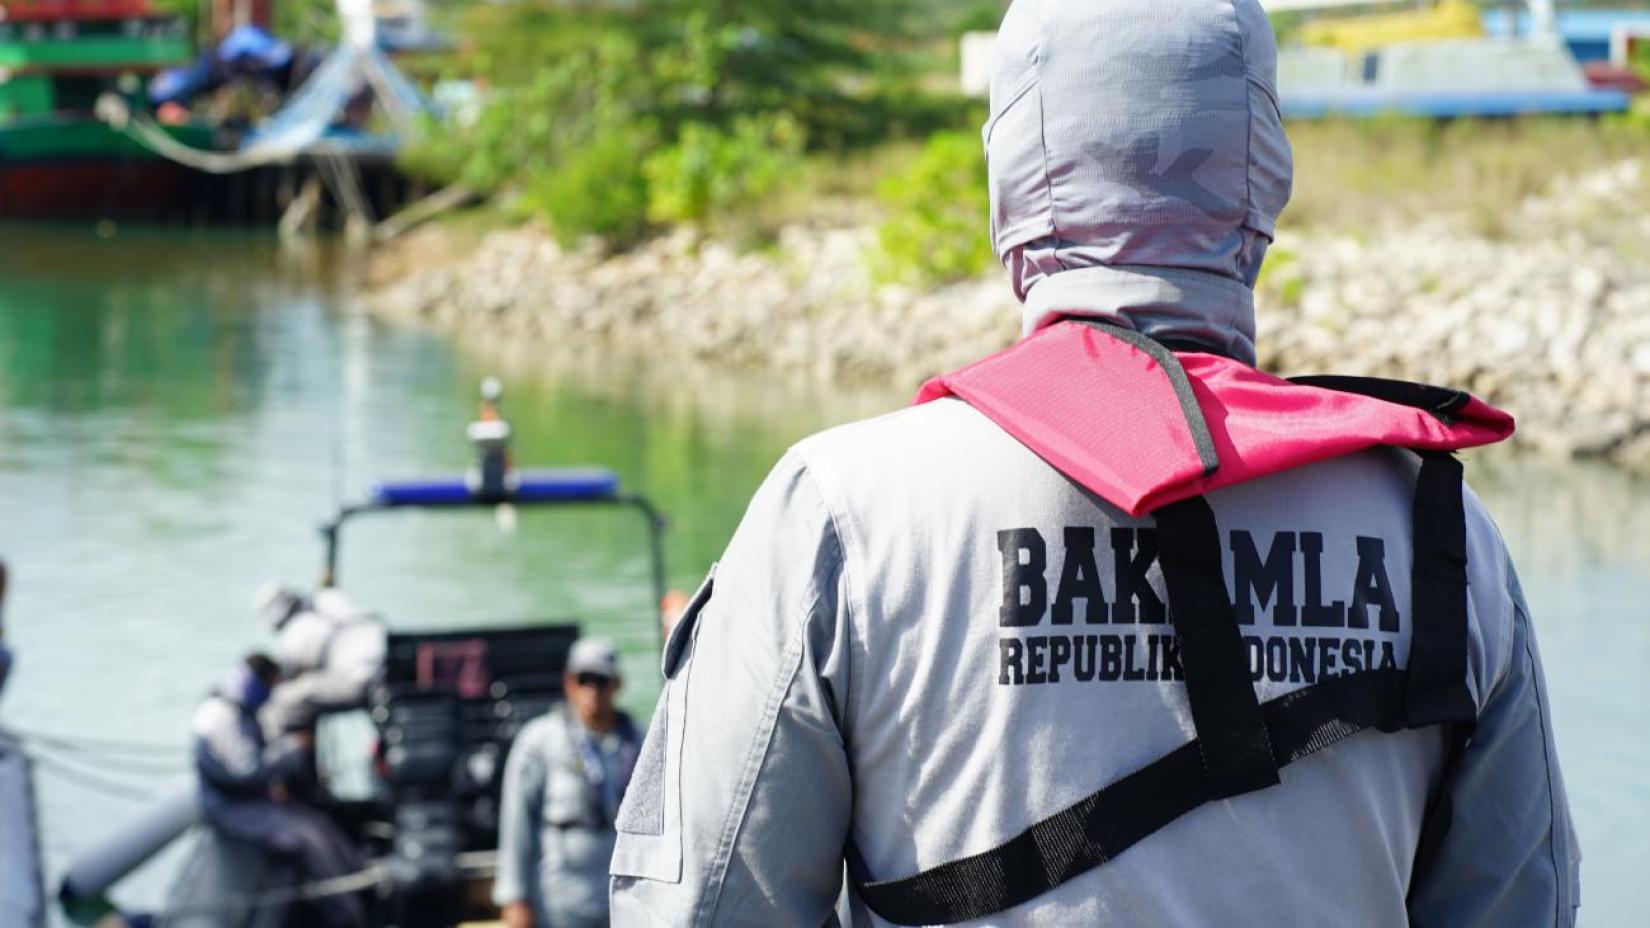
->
609;1;1579;925
191;654;365;927
254;582;387;740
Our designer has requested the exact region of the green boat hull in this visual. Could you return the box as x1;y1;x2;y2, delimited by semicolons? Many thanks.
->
0;116;216;218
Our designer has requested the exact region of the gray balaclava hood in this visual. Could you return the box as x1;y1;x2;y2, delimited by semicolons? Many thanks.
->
987;0;1292;364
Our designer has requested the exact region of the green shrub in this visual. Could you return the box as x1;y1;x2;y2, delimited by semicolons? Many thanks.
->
396;0;987;247
1630;41;1650;84
642;114;805;231
523;122;658;249
400;24;665;244
872;130;992;286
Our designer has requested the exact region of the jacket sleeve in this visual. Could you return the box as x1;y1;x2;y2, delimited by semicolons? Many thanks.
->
610;450;855;927
1407;568;1581;927
192;703;300;798
494;719;549;907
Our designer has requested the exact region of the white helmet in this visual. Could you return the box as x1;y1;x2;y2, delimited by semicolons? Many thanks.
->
252;581;306;630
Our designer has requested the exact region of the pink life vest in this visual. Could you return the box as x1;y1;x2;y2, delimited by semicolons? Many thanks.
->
855;321;1514;926
915;320;1514;515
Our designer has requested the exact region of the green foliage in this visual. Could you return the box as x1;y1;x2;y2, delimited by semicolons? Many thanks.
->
642;114;805;230
524;122;658;248
400;19;663;242
872;130;991;286
147;0;338;45
273;0;341;46
398;0;987;246
659;0;914;120
1254;246;1304;309
951;1;1009;33
1269;10;1308;46
1630;41;1650;84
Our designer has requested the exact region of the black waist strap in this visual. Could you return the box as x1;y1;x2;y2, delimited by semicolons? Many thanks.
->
852;451;1477;926
853;668;1431;925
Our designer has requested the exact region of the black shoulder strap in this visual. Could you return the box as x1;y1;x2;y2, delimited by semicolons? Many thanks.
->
1406;452;1476;725
1154;497;1279;797
1405;451;1479;897
852;460;1478;926
1287;375;1471;424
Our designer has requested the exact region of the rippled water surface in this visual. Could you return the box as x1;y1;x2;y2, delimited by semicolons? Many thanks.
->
0;227;1644;923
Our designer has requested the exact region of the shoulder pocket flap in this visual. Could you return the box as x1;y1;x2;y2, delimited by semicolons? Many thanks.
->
611;627;694;883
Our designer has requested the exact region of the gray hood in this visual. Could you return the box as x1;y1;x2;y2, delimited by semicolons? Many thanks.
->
986;0;1292;364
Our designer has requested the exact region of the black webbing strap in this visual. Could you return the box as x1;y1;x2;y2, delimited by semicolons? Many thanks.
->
1287;375;1471;424
1284;378;1481;900
854;669;1425;925
1403;451;1479;901
1154;496;1280;798
1406;452;1476;726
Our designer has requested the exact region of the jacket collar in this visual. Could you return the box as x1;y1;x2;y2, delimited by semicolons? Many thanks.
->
1022;265;1257;366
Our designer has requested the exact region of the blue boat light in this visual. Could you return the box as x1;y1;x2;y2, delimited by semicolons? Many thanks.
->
516;469;620;502
373;478;470;506
372;468;620;507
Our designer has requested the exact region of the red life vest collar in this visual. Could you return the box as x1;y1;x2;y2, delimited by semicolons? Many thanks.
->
915;320;1514;516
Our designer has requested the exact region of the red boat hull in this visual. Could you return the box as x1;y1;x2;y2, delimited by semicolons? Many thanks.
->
0;158;195;219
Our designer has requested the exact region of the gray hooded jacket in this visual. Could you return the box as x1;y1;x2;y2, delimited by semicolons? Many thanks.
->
610;1;1579;924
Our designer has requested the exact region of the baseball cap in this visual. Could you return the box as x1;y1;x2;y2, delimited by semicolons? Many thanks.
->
567;637;620;679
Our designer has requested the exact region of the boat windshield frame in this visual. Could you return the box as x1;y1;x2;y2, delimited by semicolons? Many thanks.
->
319;486;669;653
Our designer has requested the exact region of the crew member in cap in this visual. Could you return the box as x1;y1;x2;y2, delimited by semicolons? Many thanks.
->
610;0;1578;924
496;637;641;928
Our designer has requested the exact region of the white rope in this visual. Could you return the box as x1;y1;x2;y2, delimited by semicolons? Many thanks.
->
155;863;388;924
95;94;310;175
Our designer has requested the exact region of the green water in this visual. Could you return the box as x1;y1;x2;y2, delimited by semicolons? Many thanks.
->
0;227;1645;923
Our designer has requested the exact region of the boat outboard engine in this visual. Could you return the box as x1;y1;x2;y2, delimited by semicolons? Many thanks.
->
372;625;577;926
377;691;464;928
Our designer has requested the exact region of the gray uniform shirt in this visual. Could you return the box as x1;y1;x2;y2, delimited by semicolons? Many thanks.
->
610;398;1580;926
496;707;620;928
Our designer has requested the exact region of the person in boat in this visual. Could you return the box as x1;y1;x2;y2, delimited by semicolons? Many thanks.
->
255;582;387;740
191;653;366;928
495;638;641;928
609;1;1580;925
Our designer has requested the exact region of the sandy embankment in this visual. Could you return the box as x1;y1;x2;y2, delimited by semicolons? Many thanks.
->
365;160;1650;471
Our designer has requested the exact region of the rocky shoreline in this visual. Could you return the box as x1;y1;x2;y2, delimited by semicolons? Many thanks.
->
366;160;1650;471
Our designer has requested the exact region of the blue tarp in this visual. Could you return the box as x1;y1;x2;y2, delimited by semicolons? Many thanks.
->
149;25;295;107
243;43;431;158
148;27;433;161
240;43;361;156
